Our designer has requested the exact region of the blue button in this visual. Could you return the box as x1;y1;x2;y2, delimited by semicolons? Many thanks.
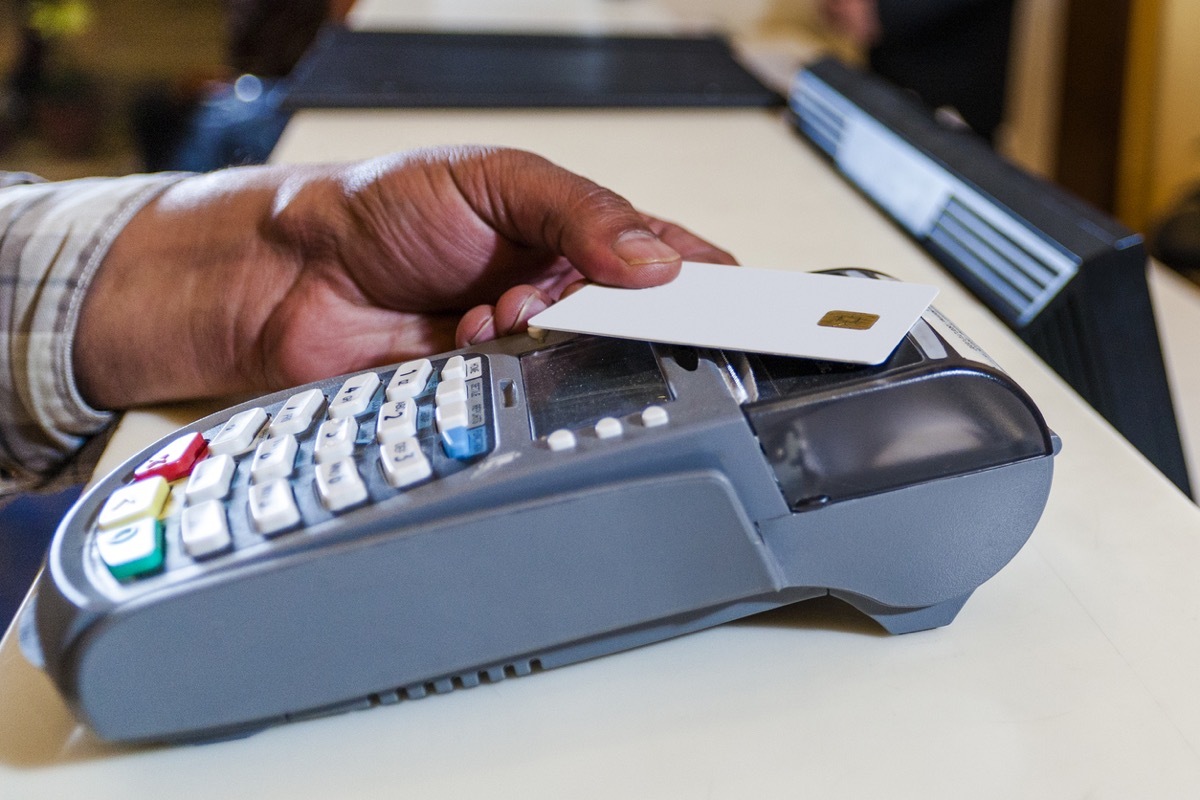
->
441;427;472;459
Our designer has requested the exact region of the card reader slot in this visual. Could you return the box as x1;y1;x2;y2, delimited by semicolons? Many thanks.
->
746;366;1053;509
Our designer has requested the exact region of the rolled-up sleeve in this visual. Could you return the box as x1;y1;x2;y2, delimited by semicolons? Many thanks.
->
0;171;189;497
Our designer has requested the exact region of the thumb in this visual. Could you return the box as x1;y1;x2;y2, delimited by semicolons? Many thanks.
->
462;149;684;288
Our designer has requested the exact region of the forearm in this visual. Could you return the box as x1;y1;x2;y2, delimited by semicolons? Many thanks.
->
73;166;313;409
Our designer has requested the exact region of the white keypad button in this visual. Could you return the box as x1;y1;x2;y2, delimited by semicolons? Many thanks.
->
441;355;466;381
315;457;368;512
595;417;623;439
376;399;418;444
269;388;324;436
185;454;236;504
641;405;669;428
181;499;232;558
208;407;268;456
248;479;302;536
435;400;469;434
435;377;467;406
386;359;432;402
379;439;433;488
250;434;298;484
328;372;381;419
314;418;357;463
97;476;170;530
547;429;577;451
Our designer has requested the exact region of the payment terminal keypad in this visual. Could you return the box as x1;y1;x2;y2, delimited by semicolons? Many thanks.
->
91;354;494;582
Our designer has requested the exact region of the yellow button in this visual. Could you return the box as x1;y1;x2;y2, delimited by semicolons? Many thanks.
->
97;476;170;530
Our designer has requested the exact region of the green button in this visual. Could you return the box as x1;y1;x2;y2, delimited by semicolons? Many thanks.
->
97;518;164;580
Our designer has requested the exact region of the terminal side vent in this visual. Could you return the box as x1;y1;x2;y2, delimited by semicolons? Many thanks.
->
927;197;1071;326
390;658;544;702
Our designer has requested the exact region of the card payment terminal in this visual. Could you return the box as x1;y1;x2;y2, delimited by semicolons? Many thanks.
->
21;276;1058;743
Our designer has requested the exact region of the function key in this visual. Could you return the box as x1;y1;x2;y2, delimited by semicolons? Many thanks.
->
269;388;325;436
314;417;357;463
547;429;577;452
435;401;469;435
315;457;368;512
97;476;170;530
434;377;467;406
181;500;233;559
132;432;208;483
379;438;432;489
96;519;164;580
248;479;302;537
185;454;236;504
641;405;669;428
209;407;269;456
329;372;381;419
440;427;473;459
441;355;466;381
250;434;298;484
463;357;483;381
595;417;623;439
386;359;433;402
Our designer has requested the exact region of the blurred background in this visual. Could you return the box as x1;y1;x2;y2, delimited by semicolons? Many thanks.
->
3;0;1198;236
0;0;224;180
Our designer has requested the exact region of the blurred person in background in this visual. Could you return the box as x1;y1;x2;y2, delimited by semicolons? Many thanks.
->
820;0;1015;144
133;0;353;172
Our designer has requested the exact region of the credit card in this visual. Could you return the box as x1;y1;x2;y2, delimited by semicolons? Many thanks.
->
528;263;939;364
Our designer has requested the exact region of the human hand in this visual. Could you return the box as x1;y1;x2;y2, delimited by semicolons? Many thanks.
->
818;0;883;48
74;147;735;409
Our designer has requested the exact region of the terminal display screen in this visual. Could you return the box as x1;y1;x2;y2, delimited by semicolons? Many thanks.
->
521;337;671;437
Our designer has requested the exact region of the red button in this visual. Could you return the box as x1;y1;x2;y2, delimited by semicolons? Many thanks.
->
133;432;209;482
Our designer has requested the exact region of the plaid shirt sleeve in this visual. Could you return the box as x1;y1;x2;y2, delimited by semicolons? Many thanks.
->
0;171;189;497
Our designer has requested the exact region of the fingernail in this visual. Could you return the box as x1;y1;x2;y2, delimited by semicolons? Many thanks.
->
560;280;589;300
613;231;681;267
515;294;550;326
463;314;495;345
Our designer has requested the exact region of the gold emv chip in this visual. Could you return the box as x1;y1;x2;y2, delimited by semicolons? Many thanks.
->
818;310;880;331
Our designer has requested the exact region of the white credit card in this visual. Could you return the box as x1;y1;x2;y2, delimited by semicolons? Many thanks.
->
528;263;939;365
